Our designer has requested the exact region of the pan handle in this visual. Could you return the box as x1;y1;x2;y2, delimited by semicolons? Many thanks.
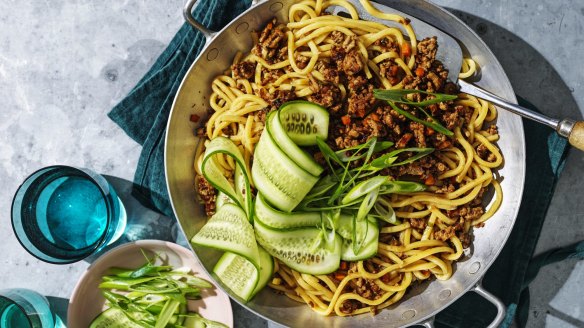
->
183;0;266;41
183;0;216;40
418;317;435;328
472;282;506;328
410;282;505;328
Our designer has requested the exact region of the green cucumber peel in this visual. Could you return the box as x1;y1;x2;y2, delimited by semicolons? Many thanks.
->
251;246;274;298
201;137;253;219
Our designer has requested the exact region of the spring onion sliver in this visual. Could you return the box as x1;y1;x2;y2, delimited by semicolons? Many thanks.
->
92;255;227;328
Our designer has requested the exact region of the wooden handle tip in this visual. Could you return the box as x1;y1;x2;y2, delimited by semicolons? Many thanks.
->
569;121;584;151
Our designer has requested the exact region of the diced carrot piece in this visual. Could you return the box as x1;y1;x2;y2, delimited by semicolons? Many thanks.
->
190;114;200;123
437;140;452;150
424;175;436;186
381;274;391;283
401;43;411;57
334;272;347;281
369;113;380;121
415;67;425;77
340;261;348;270
425;127;435;136
390;65;399;77
341;115;351;125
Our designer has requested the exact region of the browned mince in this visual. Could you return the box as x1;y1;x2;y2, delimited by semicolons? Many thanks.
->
196;175;217;217
196;18;499;314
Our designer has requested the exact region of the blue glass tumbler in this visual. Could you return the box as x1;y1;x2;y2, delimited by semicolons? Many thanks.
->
11;166;127;264
0;289;54;328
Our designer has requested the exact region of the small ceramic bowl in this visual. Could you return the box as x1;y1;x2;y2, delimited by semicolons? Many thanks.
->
68;240;233;328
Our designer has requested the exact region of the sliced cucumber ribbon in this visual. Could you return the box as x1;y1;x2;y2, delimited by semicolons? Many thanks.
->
255;193;322;230
252;101;330;212
268;111;323;176
254;219;342;275
278;101;329;146
201;137;253;218
191;204;260;271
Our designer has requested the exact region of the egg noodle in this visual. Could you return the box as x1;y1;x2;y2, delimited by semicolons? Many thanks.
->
194;0;503;316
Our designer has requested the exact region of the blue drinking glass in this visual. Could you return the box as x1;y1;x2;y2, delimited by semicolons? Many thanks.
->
0;289;54;328
11;166;127;264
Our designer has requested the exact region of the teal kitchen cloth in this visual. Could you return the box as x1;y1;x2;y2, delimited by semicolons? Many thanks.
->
108;1;578;326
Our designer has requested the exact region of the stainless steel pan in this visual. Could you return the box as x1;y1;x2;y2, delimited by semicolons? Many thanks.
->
165;1;526;326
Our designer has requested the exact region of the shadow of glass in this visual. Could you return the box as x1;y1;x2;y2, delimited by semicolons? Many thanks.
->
46;296;68;327
83;176;187;264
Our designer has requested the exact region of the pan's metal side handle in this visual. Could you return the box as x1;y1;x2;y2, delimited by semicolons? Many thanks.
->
472;283;506;328
419;317;435;328
183;0;216;40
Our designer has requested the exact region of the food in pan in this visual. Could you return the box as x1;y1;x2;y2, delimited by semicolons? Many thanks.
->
190;0;503;317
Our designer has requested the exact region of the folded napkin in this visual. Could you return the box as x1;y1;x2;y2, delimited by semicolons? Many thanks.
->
108;1;580;326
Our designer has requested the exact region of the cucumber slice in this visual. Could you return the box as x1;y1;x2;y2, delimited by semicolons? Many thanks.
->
183;315;206;328
331;214;356;240
215;191;234;210
255;193;322;230
252;129;319;212
213;246;273;301
341;219;379;261
213;252;258;301
278;101;329;146
234;164;251;217
201;137;252;217
89;308;145;328
251;245;274;298
254;220;341;275
183;314;228;328
191;204;260;270
267;111;323;176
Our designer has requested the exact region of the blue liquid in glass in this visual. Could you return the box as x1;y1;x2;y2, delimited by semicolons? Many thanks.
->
13;166;126;263
36;176;107;250
0;289;54;328
0;304;29;328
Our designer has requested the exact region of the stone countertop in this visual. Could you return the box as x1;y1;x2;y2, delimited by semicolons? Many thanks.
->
1;1;582;327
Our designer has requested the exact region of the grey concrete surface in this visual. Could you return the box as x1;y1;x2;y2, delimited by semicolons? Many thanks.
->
0;1;582;327
432;2;584;327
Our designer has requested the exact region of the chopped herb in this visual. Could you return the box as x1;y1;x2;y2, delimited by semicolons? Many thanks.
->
389;102;454;136
373;89;457;136
373;89;457;106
